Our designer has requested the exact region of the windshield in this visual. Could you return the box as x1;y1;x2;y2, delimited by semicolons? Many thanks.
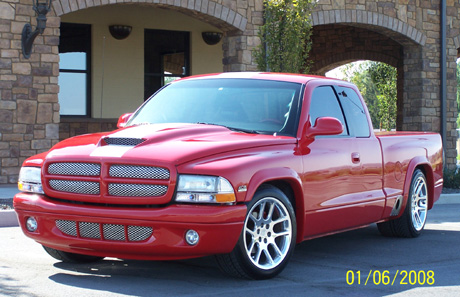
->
128;78;303;137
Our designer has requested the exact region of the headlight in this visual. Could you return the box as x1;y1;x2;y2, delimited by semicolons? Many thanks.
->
175;175;236;204
18;167;44;194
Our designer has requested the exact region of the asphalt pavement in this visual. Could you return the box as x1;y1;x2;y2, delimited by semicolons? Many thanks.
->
1;203;459;297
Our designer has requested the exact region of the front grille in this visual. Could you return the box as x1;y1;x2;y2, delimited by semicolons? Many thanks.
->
56;220;153;242
45;161;171;203
48;163;100;176
49;180;100;195
104;137;145;146
109;165;170;180
108;183;168;197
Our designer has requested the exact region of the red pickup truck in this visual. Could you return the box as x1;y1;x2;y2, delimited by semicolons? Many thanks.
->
14;72;443;279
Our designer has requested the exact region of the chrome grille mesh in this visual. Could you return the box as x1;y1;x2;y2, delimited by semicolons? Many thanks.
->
104;138;145;146
109;165;170;180
49;180;100;195
103;224;125;241
56;220;152;242
48;163;100;176
79;222;101;239
56;220;77;237
128;226;153;242
108;183;168;197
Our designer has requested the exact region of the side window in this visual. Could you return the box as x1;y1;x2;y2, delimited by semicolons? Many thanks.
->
309;86;348;135
337;87;370;137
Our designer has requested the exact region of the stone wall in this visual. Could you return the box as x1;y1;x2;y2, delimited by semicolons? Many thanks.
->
0;1;60;183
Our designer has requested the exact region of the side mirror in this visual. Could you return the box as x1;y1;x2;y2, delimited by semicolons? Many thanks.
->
117;113;133;128
306;117;344;138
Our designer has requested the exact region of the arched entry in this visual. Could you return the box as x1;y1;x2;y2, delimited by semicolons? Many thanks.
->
309;6;459;168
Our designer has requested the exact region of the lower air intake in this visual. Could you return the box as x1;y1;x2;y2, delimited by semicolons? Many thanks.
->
56;220;153;242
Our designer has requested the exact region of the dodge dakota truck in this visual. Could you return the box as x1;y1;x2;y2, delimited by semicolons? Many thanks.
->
14;72;443;279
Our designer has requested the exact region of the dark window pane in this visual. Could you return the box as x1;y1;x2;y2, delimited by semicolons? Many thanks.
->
310;86;348;135
144;29;190;100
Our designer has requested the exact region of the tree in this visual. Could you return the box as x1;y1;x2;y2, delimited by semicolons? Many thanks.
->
255;0;316;73
341;61;397;131
368;62;397;131
341;62;380;128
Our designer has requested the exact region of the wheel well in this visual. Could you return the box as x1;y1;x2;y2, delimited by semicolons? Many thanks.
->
260;180;304;243
414;164;435;209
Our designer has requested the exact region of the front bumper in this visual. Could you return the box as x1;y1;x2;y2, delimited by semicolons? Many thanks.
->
14;192;246;260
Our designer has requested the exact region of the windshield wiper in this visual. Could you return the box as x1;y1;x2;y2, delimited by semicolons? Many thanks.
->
196;122;260;134
225;126;260;134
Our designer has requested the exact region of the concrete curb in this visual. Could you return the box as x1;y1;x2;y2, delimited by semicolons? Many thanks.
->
436;193;460;205
0;209;18;227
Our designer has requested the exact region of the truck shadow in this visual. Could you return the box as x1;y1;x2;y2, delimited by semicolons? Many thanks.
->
48;222;460;297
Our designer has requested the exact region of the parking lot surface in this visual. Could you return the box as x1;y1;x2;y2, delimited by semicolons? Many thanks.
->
1;203;459;297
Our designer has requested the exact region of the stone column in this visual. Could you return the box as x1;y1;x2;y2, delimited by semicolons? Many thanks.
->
0;2;60;183
222;0;262;72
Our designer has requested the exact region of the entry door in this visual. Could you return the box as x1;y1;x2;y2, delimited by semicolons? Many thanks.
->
144;29;190;100
301;86;383;238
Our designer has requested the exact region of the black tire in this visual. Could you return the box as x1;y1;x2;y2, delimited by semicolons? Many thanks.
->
216;185;297;279
43;246;104;263
377;169;428;238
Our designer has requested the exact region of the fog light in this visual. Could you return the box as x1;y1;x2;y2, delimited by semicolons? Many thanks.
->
26;217;38;232
185;229;199;246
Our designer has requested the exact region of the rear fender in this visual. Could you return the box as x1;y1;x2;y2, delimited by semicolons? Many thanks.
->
398;156;434;217
245;167;305;243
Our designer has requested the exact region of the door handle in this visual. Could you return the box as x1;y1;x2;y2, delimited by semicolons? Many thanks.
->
351;152;360;164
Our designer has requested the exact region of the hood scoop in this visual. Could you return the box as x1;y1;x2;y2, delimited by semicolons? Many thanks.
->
103;137;145;146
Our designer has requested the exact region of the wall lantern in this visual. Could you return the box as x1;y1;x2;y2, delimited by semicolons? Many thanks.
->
202;32;223;45
22;0;53;59
109;25;132;40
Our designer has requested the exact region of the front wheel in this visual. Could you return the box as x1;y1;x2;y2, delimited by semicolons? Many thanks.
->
216;185;297;279
43;246;104;263
377;169;428;238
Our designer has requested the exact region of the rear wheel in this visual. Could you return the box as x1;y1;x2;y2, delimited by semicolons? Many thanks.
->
216;185;296;279
377;169;428;238
43;246;104;263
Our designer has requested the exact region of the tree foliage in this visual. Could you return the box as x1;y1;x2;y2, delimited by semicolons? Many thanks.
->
341;61;397;131
255;0;316;73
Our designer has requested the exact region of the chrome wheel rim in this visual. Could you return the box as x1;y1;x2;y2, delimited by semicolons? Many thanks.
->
243;197;292;270
411;176;428;231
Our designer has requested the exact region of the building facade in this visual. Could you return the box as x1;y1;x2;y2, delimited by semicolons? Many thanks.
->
0;0;459;183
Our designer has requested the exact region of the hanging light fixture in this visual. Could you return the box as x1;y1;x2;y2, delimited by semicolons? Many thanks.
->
202;32;223;45
21;0;53;59
109;25;132;40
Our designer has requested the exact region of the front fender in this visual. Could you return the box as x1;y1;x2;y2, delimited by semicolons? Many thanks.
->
245;167;305;243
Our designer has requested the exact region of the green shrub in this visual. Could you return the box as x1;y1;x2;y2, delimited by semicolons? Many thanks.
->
443;168;460;189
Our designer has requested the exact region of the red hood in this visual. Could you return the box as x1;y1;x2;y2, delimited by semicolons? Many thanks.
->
37;124;296;166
